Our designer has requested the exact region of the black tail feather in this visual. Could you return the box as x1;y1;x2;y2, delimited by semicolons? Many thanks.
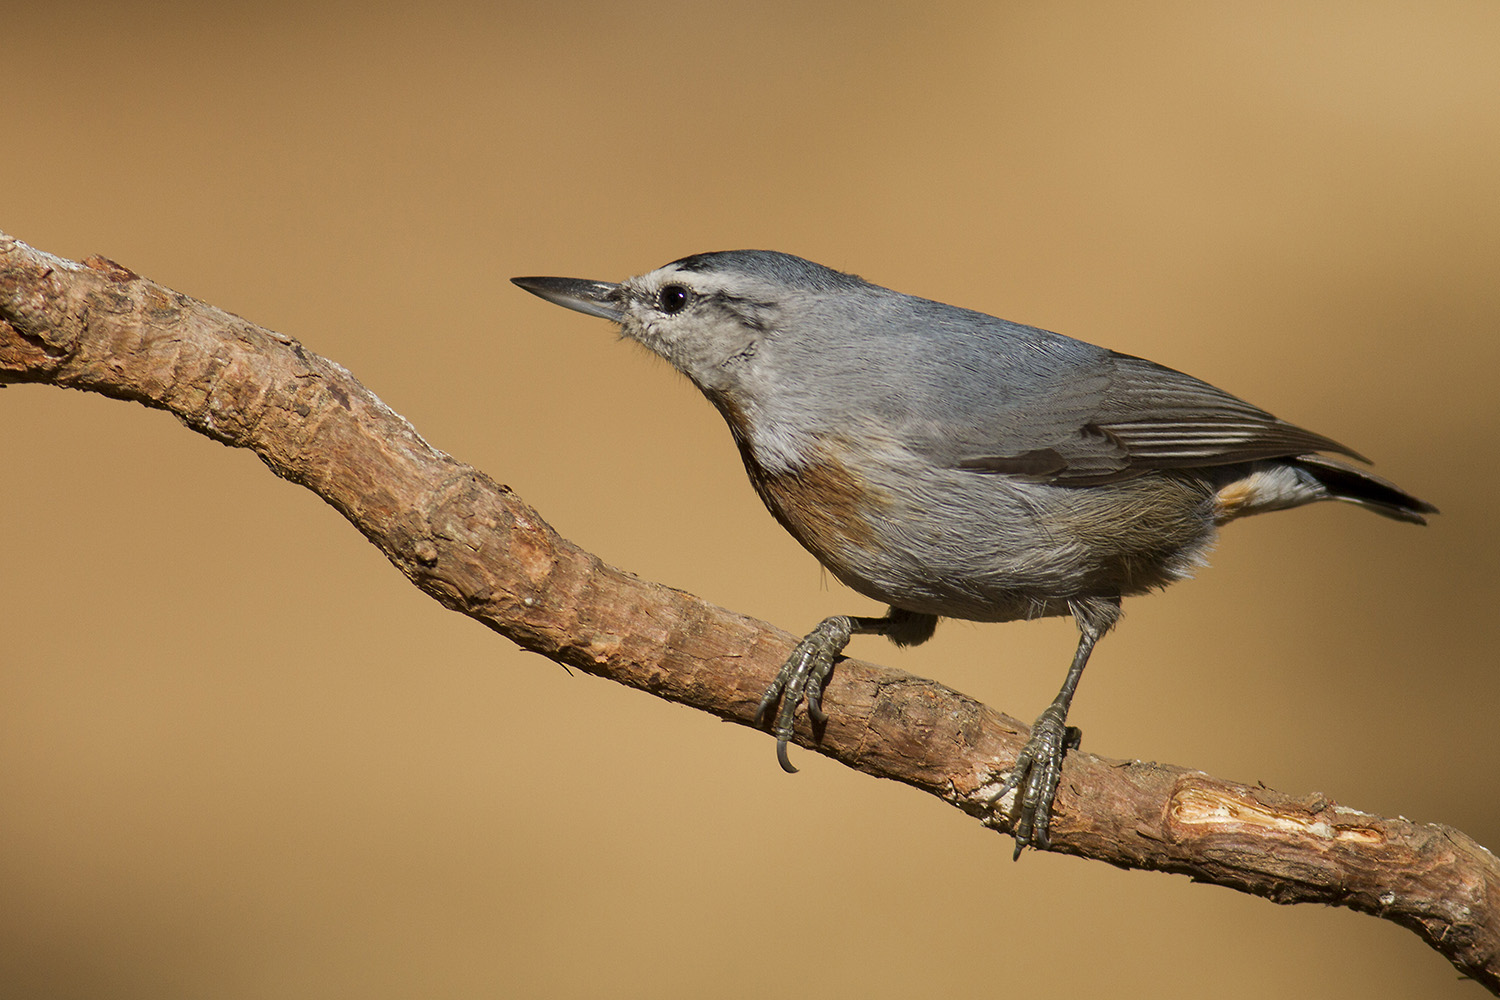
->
1294;454;1438;525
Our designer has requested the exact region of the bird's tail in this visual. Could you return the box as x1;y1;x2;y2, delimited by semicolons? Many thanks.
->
1292;454;1438;525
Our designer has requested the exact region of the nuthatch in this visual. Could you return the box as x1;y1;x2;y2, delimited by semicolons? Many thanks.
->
513;250;1435;856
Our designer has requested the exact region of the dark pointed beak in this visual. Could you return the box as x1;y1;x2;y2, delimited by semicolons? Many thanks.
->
511;276;623;322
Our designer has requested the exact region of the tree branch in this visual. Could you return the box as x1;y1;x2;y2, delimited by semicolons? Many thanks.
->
3;230;1496;990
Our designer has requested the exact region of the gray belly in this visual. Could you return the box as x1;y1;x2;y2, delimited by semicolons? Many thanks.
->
752;451;1220;624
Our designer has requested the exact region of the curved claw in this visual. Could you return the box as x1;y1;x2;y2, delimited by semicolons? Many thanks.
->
994;707;1081;859
775;738;797;773
804;668;829;726
759;673;800;772
754;680;784;728
756;616;860;771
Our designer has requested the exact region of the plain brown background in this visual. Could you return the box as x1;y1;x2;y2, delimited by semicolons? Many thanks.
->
4;2;1498;996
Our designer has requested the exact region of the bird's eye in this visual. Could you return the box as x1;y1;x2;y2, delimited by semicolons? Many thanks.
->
659;284;691;314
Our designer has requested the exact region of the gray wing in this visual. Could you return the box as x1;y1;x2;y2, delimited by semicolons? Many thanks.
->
949;351;1363;485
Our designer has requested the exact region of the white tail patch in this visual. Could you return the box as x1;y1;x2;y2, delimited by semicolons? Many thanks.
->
1214;464;1326;524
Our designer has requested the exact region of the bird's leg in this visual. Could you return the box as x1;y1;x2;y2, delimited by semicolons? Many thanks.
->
756;608;936;772
995;597;1120;858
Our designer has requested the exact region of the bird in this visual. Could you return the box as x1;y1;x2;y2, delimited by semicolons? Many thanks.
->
512;250;1435;856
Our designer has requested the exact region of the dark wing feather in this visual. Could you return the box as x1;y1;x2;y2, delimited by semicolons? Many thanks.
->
956;351;1363;484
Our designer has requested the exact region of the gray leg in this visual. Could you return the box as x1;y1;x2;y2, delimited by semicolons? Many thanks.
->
995;597;1120;858
756;608;938;772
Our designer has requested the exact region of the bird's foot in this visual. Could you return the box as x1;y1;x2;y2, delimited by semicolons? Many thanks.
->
754;616;859;773
993;705;1082;858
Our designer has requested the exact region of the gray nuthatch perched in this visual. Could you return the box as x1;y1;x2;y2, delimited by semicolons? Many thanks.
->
513;250;1435;856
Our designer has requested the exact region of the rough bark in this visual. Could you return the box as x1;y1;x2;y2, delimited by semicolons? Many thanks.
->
3;231;1496;991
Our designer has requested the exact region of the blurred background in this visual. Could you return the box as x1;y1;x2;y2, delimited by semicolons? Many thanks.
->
4;1;1498;996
